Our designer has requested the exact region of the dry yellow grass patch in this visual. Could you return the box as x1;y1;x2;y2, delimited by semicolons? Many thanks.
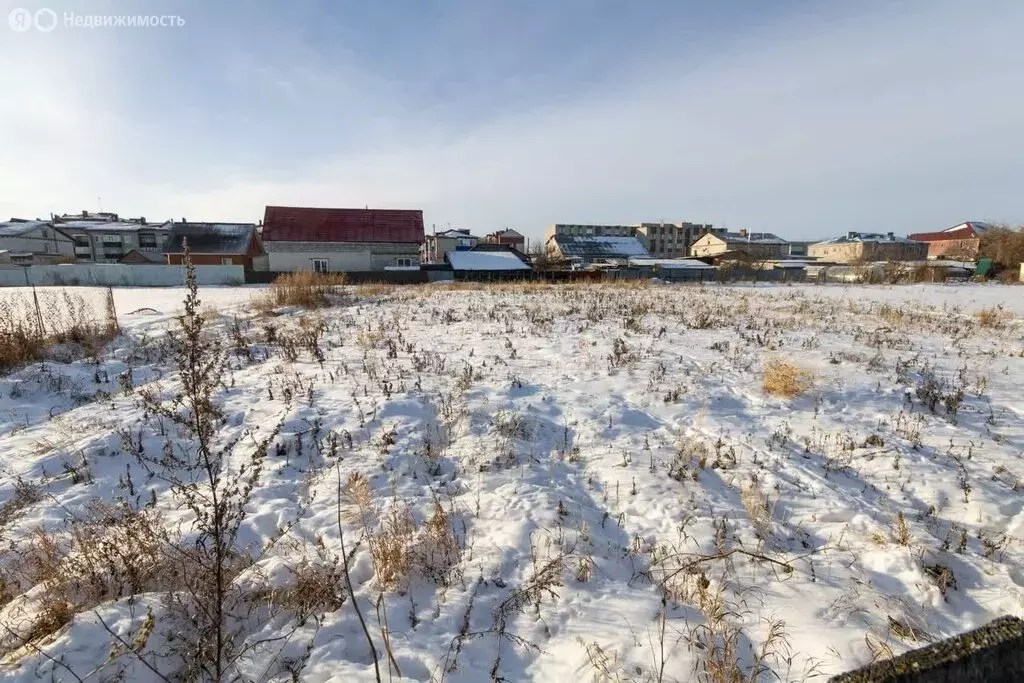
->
975;306;1012;328
354;283;398;297
762;357;813;397
253;271;346;310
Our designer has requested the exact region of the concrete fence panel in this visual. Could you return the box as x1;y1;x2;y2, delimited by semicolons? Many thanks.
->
0;264;245;287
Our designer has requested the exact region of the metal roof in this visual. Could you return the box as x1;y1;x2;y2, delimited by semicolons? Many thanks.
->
910;222;991;242
164;223;258;255
550;235;650;259
0;220;49;236
262;206;425;243
446;251;531;271
815;232;917;245
718;232;788;245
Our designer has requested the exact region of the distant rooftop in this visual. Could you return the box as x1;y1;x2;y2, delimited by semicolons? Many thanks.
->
56;220;169;232
0;220;49;237
719;231;788;245
816;231;916;245
550;235;650;259
164;223;258;255
446;250;531;271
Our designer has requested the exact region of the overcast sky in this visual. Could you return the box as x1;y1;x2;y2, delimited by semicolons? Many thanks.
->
1;0;1022;240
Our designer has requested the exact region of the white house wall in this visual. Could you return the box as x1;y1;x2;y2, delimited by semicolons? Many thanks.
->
267;250;372;272
263;241;421;272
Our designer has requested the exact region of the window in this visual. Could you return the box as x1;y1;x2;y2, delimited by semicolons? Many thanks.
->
396;257;413;267
312;258;329;273
139;233;157;248
73;235;89;247
221;257;233;265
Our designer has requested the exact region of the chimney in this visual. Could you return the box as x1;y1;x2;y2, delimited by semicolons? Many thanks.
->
140;216;146;225
886;232;894;240
739;228;748;238
847;231;858;239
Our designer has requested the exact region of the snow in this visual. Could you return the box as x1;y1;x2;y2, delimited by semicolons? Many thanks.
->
446;250;530;270
0;282;1022;681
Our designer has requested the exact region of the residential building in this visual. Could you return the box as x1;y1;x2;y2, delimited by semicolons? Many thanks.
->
807;232;928;263
423;229;479;263
53;215;171;263
483;229;526;251
633;222;718;258
909;222;991;261
545;235;649;267
0;220;75;262
544;224;635;245
164;223;263;270
546;222;718;259
689;230;790;259
261;206;424;272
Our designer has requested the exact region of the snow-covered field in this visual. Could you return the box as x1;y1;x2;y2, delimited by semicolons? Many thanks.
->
0;282;1022;682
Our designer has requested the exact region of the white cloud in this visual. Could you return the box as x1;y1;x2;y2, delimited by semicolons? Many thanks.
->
2;0;1022;238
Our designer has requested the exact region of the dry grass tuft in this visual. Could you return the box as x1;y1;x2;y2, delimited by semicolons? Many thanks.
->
0;291;118;374
355;283;398;297
368;504;417;593
975;306;1012;328
741;481;775;543
254;271;346;310
762;358;813;397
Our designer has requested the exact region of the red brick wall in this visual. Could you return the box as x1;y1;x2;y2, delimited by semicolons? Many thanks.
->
926;238;980;260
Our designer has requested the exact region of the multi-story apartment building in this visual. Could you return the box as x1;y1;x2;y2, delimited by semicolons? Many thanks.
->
543;224;634;245
545;222;718;259
633;222;719;258
52;212;171;263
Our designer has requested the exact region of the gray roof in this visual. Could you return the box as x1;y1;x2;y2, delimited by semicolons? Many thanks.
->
550;235;650;259
164;223;258;255
57;220;169;232
815;231;917;245
0;220;49;237
719;232;788;245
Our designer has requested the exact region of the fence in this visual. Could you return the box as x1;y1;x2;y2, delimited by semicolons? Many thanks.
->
244;270;429;285
0;264;245;287
830;616;1024;682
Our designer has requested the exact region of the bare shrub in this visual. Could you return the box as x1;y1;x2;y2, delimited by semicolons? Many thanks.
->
762;358;812;397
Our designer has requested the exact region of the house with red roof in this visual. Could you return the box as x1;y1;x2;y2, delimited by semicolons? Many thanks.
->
261;206;425;272
909;222;991;261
